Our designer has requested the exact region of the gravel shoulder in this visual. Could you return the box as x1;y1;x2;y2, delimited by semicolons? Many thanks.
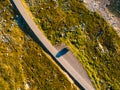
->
55;44;93;87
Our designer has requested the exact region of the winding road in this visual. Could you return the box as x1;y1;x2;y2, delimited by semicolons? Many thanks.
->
12;0;95;90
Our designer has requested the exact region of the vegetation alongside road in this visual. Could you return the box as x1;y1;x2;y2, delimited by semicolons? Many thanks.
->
0;0;77;90
25;0;120;89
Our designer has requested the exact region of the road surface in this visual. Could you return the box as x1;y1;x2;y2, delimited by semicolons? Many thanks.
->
12;0;95;90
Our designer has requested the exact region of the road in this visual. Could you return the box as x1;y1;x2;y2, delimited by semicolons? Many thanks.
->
12;0;95;90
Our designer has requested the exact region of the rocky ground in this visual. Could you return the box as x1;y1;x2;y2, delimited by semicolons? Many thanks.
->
83;0;120;36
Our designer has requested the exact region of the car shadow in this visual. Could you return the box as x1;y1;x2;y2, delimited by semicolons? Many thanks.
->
56;48;69;58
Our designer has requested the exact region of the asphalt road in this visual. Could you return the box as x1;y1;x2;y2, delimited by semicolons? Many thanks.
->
12;0;95;90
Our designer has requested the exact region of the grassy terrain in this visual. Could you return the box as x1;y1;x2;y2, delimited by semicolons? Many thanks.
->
25;0;120;89
0;0;77;90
